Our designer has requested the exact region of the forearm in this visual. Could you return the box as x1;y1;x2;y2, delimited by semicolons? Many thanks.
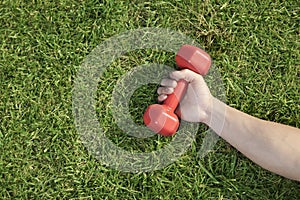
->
205;97;300;181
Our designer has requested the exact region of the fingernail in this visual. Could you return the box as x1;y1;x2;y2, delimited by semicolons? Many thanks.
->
158;94;167;102
167;88;174;93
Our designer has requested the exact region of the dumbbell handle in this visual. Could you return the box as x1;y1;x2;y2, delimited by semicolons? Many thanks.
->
163;79;188;112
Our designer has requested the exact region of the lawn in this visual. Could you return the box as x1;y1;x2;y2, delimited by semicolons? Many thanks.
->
0;0;299;199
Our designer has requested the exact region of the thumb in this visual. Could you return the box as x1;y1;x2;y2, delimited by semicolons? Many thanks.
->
169;69;199;82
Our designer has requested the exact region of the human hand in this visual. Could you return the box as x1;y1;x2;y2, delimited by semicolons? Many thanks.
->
157;69;213;123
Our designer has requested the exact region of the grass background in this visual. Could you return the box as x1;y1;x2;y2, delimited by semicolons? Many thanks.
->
0;0;299;199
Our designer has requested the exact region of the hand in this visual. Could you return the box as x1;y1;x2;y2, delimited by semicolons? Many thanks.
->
157;69;213;123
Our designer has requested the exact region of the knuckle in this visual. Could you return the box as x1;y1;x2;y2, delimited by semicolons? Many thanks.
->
164;88;170;93
161;78;169;86
181;69;190;74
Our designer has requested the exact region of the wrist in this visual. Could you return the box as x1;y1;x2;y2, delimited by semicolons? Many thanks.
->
203;97;227;136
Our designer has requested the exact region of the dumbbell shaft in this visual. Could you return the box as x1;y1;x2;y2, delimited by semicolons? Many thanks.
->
163;79;188;112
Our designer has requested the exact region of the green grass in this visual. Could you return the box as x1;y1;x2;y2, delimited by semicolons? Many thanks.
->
1;0;299;199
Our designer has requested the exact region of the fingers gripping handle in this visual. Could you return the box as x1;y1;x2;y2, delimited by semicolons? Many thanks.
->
163;79;188;111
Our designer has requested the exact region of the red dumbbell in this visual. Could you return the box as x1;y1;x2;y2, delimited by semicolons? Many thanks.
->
143;45;212;136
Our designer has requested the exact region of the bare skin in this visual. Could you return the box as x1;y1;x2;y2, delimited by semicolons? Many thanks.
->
158;69;300;181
